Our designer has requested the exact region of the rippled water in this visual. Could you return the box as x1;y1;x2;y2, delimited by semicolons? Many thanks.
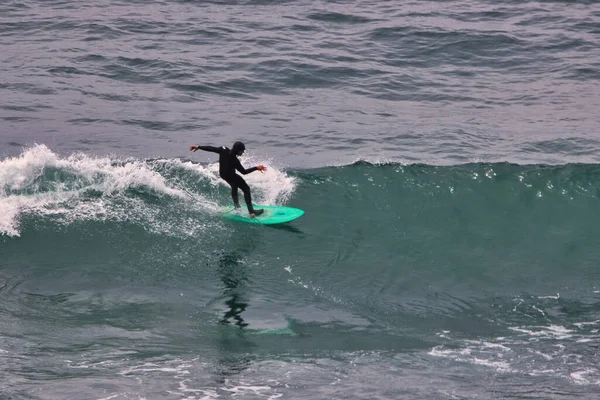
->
2;1;600;399
2;0;599;166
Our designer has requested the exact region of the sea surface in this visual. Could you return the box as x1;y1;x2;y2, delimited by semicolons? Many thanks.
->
1;0;600;399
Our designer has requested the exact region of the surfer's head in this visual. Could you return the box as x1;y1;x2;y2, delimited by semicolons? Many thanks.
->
232;141;245;156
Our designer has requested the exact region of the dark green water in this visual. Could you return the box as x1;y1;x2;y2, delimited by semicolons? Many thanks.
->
1;146;599;398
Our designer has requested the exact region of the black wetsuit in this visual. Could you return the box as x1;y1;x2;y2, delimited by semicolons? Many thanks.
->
197;145;259;213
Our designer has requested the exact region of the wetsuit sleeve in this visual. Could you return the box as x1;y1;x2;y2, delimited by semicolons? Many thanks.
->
235;158;258;175
197;146;224;154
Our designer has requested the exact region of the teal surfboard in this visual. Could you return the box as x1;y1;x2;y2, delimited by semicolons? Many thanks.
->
223;205;304;225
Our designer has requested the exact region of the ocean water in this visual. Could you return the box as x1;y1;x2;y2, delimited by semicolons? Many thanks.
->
1;0;600;399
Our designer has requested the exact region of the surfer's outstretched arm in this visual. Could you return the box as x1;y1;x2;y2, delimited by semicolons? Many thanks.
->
189;145;223;153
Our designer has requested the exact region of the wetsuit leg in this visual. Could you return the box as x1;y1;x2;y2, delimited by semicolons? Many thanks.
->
232;175;255;213
224;175;254;212
224;176;241;208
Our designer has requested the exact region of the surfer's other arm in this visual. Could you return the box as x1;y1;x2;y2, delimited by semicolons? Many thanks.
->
234;158;267;175
189;145;223;153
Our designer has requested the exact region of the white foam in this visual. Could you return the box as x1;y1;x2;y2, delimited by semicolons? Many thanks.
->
527;368;558;377
222;383;273;394
174;379;219;398
0;145;298;237
470;357;512;371
95;395;120;400
432;322;600;386
479;342;511;352
167;158;223;188
0;195;23;237
232;153;297;206
538;293;560;299
180;152;297;206
570;369;600;385
428;346;514;373
119;362;192;376
575;338;598;343
0;145;184;236
532;305;546;316
509;325;574;340
574;320;600;328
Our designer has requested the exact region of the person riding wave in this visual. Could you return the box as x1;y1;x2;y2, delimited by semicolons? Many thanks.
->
189;141;266;217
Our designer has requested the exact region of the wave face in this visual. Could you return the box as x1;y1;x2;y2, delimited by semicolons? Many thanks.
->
1;146;599;398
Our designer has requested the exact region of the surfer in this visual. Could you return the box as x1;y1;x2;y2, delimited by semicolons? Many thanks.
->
189;141;266;217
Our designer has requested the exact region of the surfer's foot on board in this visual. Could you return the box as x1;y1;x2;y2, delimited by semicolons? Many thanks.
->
249;209;264;218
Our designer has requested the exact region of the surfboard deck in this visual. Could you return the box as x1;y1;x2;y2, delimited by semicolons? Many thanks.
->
222;205;304;225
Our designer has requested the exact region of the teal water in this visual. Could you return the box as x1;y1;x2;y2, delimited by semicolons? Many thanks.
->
1;146;599;398
1;0;600;398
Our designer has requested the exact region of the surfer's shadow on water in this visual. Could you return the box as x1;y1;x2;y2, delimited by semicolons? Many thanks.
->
265;223;304;235
221;213;305;234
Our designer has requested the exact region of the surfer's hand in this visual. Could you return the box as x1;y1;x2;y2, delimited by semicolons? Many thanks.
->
189;145;199;152
257;165;267;172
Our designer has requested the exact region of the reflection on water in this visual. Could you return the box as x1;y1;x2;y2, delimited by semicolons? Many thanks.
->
217;251;249;328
